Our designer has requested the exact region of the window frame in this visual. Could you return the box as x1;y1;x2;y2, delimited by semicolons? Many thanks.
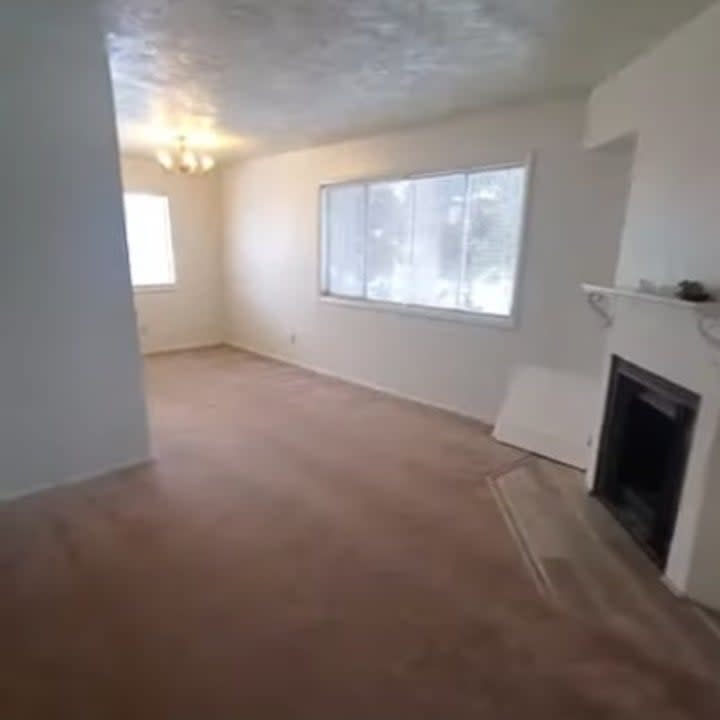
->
123;192;178;294
318;157;533;328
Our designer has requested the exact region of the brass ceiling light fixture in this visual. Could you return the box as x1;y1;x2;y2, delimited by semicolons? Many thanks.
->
156;135;216;175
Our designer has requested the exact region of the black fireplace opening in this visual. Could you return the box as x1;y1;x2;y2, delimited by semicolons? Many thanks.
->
593;356;700;569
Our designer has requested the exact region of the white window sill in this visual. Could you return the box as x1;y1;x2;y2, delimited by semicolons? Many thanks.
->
133;284;177;294
318;294;516;329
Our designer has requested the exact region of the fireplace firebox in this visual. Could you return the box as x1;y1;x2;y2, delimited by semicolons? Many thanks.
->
593;356;700;569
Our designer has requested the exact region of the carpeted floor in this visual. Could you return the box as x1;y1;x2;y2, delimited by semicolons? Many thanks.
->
1;347;719;718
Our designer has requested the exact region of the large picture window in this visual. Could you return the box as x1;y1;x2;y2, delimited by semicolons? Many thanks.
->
123;193;176;289
321;163;528;319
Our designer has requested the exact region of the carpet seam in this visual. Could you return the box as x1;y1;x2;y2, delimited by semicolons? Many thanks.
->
486;468;554;602
484;453;533;482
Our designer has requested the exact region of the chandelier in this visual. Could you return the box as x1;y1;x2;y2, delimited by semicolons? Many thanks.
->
156;135;216;175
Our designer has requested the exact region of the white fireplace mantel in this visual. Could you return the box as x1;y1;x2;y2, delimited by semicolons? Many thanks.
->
581;283;720;350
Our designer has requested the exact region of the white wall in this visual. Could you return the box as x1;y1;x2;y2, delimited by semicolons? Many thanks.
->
0;1;150;499
121;156;224;354
223;99;632;422
586;1;720;289
585;2;720;608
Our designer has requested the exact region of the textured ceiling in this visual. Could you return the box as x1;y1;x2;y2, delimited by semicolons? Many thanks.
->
102;0;713;159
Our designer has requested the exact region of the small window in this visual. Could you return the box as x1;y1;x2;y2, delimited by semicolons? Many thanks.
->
123;193;176;288
321;164;528;319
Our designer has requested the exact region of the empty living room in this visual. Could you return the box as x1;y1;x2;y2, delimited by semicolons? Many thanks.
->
3;0;720;717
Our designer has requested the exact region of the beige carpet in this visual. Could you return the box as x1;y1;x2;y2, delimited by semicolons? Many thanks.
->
1;347;718;718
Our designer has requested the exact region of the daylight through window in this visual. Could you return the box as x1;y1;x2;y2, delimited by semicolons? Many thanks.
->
321;164;528;317
123;193;176;288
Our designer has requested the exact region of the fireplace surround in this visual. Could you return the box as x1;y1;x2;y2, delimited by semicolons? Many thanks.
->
583;286;720;609
593;356;699;569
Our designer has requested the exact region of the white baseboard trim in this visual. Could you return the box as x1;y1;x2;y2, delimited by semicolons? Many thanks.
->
492;421;588;471
142;341;225;356
661;574;687;598
228;341;494;429
0;456;153;503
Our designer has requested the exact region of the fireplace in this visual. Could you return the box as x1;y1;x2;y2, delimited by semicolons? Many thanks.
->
593;356;700;569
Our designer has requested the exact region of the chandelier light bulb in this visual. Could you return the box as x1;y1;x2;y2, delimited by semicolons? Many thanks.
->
156;149;174;171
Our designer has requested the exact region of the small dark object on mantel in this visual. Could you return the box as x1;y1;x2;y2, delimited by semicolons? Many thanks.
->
676;280;713;303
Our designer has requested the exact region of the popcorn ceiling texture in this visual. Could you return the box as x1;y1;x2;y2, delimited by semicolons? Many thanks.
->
102;0;712;158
